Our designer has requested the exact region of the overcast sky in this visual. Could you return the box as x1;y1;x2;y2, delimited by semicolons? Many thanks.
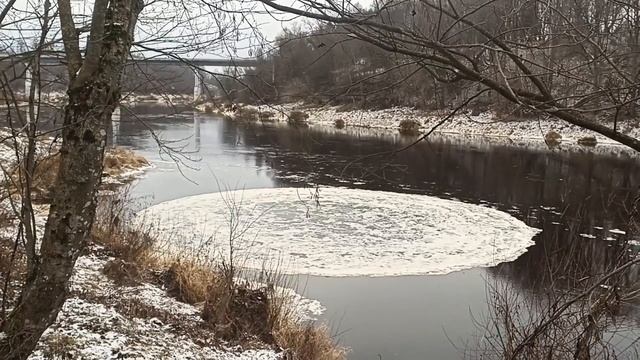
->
4;0;358;58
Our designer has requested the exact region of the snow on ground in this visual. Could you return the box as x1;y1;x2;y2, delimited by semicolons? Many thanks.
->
121;93;194;106
28;252;283;360
101;164;154;186
238;103;640;147
138;187;541;277
2;91;195;107
0;130;15;178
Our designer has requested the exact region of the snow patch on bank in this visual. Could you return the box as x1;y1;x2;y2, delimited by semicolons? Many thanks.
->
139;187;541;277
28;252;283;360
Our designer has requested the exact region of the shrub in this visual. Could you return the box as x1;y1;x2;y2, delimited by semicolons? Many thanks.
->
398;119;421;135
235;107;259;122
259;111;276;122
544;130;562;147
203;282;274;344
287;110;309;127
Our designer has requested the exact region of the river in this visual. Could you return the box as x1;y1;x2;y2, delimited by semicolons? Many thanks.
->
118;106;640;359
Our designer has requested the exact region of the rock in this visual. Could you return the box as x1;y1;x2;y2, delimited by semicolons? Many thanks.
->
577;136;597;147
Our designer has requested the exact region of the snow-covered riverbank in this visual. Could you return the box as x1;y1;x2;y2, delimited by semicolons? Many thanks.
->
1;127;333;359
227;103;640;148
27;251;284;360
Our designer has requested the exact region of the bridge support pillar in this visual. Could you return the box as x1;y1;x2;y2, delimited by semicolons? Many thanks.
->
193;69;203;101
25;67;32;96
107;106;120;148
194;113;201;151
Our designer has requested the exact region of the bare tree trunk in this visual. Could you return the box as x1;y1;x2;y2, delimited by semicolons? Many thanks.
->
0;0;143;357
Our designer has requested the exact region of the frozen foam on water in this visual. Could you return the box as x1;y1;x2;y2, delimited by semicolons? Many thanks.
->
138;187;541;277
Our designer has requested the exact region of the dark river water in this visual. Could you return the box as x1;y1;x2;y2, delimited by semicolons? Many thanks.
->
114;106;640;359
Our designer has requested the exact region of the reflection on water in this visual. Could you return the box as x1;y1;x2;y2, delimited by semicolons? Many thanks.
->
116;108;639;359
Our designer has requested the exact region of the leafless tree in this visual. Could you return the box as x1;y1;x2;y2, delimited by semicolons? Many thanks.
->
251;0;640;358
0;0;264;358
0;0;144;356
256;0;640;151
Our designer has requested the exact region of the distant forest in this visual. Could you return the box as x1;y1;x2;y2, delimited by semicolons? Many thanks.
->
230;0;640;118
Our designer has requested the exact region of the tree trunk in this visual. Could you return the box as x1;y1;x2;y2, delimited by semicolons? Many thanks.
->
0;0;143;358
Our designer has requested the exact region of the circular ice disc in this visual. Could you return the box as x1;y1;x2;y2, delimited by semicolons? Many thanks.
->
138;187;540;277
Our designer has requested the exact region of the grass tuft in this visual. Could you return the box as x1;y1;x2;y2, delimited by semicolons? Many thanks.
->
103;147;150;177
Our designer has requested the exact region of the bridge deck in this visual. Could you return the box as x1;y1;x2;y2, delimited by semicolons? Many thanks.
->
1;54;258;67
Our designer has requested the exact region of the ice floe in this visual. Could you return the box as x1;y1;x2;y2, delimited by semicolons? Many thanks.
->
139;187;541;277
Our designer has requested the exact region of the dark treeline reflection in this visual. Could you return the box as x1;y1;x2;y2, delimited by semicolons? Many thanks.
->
217;119;640;293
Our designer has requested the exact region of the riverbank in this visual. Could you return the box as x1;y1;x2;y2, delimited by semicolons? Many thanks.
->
218;102;640;148
1;92;194;108
0;127;344;360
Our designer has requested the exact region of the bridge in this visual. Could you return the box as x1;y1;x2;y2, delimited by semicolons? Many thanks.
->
1;53;258;100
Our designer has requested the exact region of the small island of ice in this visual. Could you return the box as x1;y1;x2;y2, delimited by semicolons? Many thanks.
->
138;187;540;277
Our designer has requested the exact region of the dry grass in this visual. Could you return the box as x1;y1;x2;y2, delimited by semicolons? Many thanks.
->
6;153;60;202
103;147;149;177
92;226;156;265
276;322;346;360
161;260;212;305
40;334;76;360
91;190;346;360
7;147;148;202
203;280;273;344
